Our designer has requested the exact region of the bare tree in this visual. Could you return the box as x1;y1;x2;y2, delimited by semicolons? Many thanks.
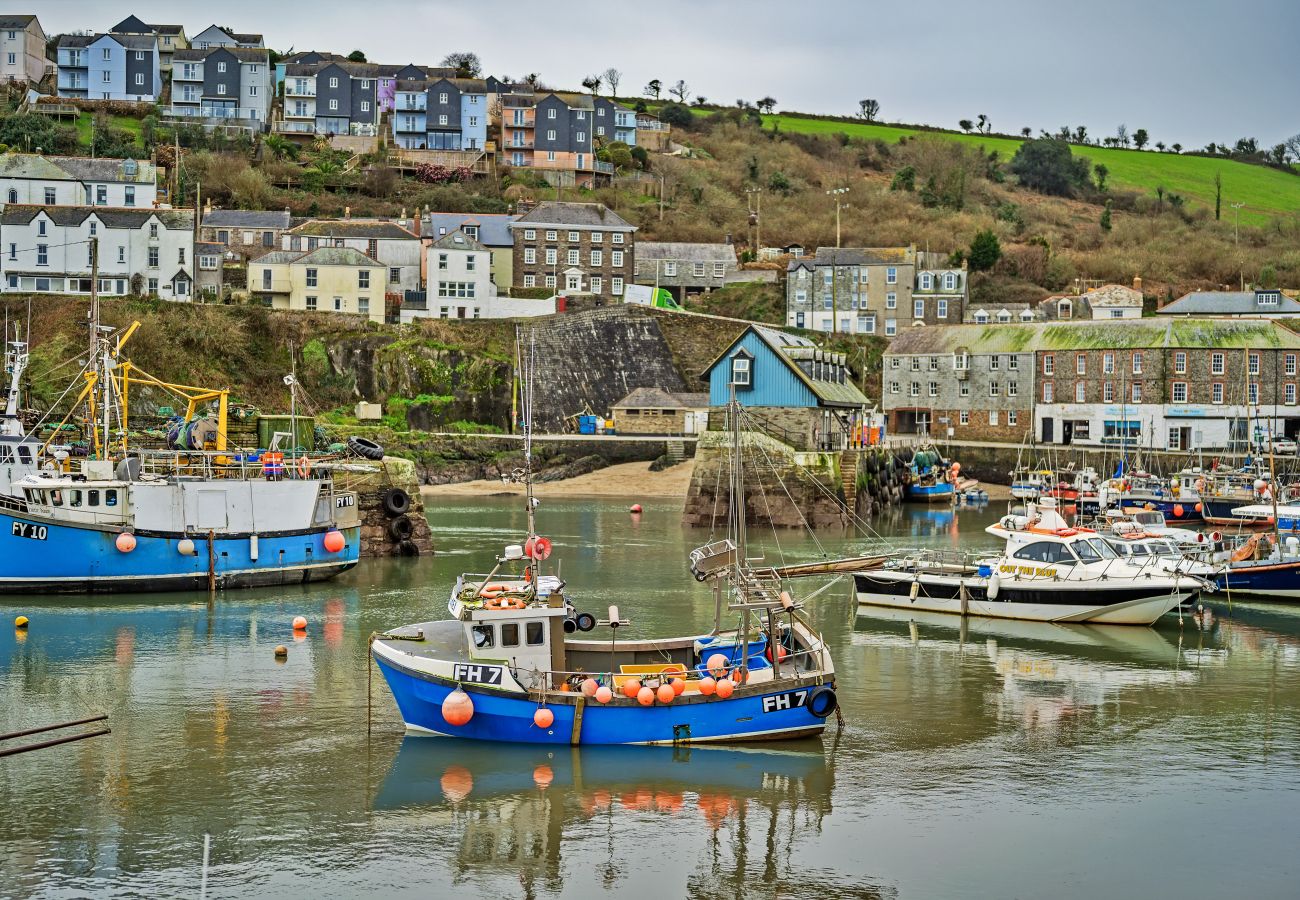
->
440;51;481;78
1115;123;1129;148
976;113;988;133
582;74;603;94
858;99;880;121
1286;132;1300;161
602;67;622;97
668;79;690;103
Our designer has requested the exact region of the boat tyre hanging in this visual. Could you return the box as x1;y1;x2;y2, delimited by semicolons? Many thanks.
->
382;487;411;516
807;686;838;718
574;611;596;632
398;539;420;557
347;436;385;460
388;514;415;541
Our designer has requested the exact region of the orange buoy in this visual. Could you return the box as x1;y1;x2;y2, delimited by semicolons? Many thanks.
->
440;765;473;802
669;677;685;696
622;678;642;699
534;707;555;729
637;686;655;706
765;644;789;664
1174;504;1185;518
442;688;474;726
630;504;643;514
115;532;136;553
292;615;308;631
533;764;554;789
731;668;747;685
707;653;729;677
698;677;717;695
323;530;345;553
715;678;735;699
1195;502;1204;513
594;685;613;704
580;677;599;697
656;683;675;704
559;682;572;692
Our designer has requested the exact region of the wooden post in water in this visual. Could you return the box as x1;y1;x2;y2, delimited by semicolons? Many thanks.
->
207;529;216;593
959;581;969;617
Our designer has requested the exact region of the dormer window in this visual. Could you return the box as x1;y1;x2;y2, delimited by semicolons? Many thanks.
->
1058;299;1071;318
1258;291;1280;306
919;272;933;290
943;272;957;290
729;352;752;387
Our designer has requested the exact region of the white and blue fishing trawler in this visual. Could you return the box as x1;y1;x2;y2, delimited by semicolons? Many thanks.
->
0;320;361;593
372;357;857;745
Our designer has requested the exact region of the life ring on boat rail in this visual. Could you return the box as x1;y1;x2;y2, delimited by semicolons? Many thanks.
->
807;686;838;718
483;595;528;611
296;454;312;479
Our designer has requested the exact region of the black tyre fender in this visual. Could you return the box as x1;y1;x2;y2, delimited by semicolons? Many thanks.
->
575;612;596;632
398;539;420;557
388;514;414;541
382;487;411;516
563;618;578;634
347;436;385;460
866;453;880;474
807;685;837;718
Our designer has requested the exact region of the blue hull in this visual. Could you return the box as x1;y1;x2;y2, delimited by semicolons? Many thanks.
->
375;655;831;745
0;512;359;593
907;483;953;503
1119;497;1203;523
1215;559;1300;598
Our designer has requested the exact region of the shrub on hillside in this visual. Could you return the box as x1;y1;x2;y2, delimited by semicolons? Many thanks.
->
659;103;694;130
0;114;78;154
1008;138;1092;197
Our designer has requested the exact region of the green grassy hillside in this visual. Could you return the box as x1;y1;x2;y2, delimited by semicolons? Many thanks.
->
754;114;1298;225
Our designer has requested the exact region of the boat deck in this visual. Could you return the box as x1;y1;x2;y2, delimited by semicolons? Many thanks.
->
374;620;470;663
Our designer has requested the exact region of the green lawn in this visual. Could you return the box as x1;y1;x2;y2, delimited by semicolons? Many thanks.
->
676;106;1299;226
73;112;144;148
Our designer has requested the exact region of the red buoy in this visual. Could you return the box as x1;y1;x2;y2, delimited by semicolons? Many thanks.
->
630;504;643;514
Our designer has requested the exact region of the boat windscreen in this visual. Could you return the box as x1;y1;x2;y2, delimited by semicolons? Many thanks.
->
1075;538;1119;561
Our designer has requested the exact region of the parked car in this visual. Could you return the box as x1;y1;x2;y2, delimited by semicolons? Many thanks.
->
1267;437;1298;456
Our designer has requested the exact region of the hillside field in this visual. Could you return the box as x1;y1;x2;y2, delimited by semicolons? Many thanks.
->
704;111;1299;226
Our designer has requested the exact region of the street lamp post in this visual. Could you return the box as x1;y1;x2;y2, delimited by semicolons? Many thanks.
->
826;187;849;248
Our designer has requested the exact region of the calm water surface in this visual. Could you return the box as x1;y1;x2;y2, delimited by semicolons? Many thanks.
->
2;497;1299;898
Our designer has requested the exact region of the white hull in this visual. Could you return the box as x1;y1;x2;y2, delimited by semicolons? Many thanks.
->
855;588;1191;625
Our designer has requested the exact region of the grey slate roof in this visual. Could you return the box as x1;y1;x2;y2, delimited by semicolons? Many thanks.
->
613;387;710;409
429;230;487;252
150;24;185;35
105;33;157;50
202;209;291;229
424;212;518;247
289;219;417;240
1;205;193;229
56;34;94;48
173;47;268;63
512;202;635;231
110;15;151;33
1157;290;1300;316
637;242;737;263
296;247;381;267
0;15;38;28
40;155;156;184
250;250;302;265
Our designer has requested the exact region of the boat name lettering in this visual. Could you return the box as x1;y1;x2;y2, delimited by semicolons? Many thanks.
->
453;663;503;685
335;495;355;508
11;521;47;541
998;564;1056;577
761;689;808;713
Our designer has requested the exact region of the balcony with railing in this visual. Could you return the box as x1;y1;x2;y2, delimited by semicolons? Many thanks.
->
636;117;669;132
252;274;291;294
285;81;316;97
165;105;263;122
393;115;427;134
594;160;615;175
272;120;318;134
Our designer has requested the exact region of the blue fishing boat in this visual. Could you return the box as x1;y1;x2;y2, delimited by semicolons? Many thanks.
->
372;365;846;745
905;445;963;503
0;319;362;593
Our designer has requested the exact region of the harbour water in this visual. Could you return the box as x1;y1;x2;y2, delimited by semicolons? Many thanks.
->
2;497;1299;898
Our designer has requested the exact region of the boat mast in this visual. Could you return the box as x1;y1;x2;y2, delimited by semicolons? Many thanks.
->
729;383;746;588
2;320;28;437
522;329;539;582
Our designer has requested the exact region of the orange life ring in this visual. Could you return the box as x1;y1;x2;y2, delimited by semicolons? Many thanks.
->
483;595;528;611
478;583;511;599
297;454;312;479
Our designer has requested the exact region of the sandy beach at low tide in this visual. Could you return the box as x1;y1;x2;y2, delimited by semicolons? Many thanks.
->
420;460;697;498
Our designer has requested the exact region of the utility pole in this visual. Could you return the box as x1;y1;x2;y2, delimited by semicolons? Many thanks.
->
744;187;761;257
658;173;666;221
826;187;849;248
1230;201;1244;244
88;238;99;363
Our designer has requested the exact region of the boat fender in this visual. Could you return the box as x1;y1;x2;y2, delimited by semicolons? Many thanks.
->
987;572;1001;600
388;515;415;542
382;487;412;517
908;580;920;601
297;454;312;479
807;686;838;718
575;612;597;632
563;617;578;633
398;539;420;557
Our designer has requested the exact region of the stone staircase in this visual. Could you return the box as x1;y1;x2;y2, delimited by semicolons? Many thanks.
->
665;439;686;462
839;449;859;510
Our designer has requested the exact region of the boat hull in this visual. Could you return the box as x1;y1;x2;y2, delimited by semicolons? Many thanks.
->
1200;496;1267;527
1216;559;1300;599
373;653;830;746
907;484;953;504
0;512;360;593
1119;497;1203;523
854;571;1194;625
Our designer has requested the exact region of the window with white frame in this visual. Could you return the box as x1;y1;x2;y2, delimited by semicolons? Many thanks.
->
1008;382;1018;397
591;232;603;244
590;250;603;266
1212;383;1224;404
990;356;1000;371
524;229;536;240
1132;351;1143;374
886;267;897;284
545;230;557;241
524;248;536;264
1249;382;1259;404
1249;353;1260;375
937;299;948;318
944;272;957;290
929;382;939;397
1288;354;1298;376
909;383;919;397
1211;352;1225;375
664;261;677;276
1103;382;1114;402
1172;382;1188;403
1103;352;1114;374
960;382;970;397
590;276;602;294
885;319;896;336
1174;351;1187;374
730;354;751;386
990;382;1000;397
1076;354;1087;375
523;274;536;288
989;410;999;426
1075;383;1085;402
611;250;624;267
913;299;924;318
1132;383;1142;403
1043;354;1054;375
612;233;624;244
567;249;579;265
1043;383;1053;403
919;272;933;290
890;381;900;394
1287;384;1297;405
611;277;623;295
959;410;969;425
885;292;896;309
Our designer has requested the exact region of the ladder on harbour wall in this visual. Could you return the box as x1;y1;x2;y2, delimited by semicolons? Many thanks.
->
839;449;859;511
666;439;686;462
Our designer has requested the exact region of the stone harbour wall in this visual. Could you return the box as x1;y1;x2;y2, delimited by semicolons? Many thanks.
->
345;456;435;558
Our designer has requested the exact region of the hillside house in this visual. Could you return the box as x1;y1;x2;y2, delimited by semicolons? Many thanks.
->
1156;289;1300;318
168;46;273;129
509;202;635;298
57;32;160;102
611;388;710;435
423;212;518;288
0;154;158;209
281;218;421;294
633;242;738;300
249;247;385;323
1040;282;1144;320
108;16;187;71
0;14;47;83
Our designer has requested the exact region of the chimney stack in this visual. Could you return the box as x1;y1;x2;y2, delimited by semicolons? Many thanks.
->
344;206;351;219
1133;274;1142;293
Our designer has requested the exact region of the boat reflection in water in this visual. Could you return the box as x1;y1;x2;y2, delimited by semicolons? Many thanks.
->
372;737;865;895
854;605;1195;732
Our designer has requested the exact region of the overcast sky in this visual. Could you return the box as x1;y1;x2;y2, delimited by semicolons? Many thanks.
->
47;0;1299;148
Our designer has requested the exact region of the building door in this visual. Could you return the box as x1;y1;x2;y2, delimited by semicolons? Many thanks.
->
796;312;805;329
566;273;582;291
1042;418;1054;443
1062;421;1074;445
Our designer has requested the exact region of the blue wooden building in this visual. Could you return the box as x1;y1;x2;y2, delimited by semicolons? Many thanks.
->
703;325;870;450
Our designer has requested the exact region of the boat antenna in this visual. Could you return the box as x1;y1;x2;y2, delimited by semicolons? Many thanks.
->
729;383;746;589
